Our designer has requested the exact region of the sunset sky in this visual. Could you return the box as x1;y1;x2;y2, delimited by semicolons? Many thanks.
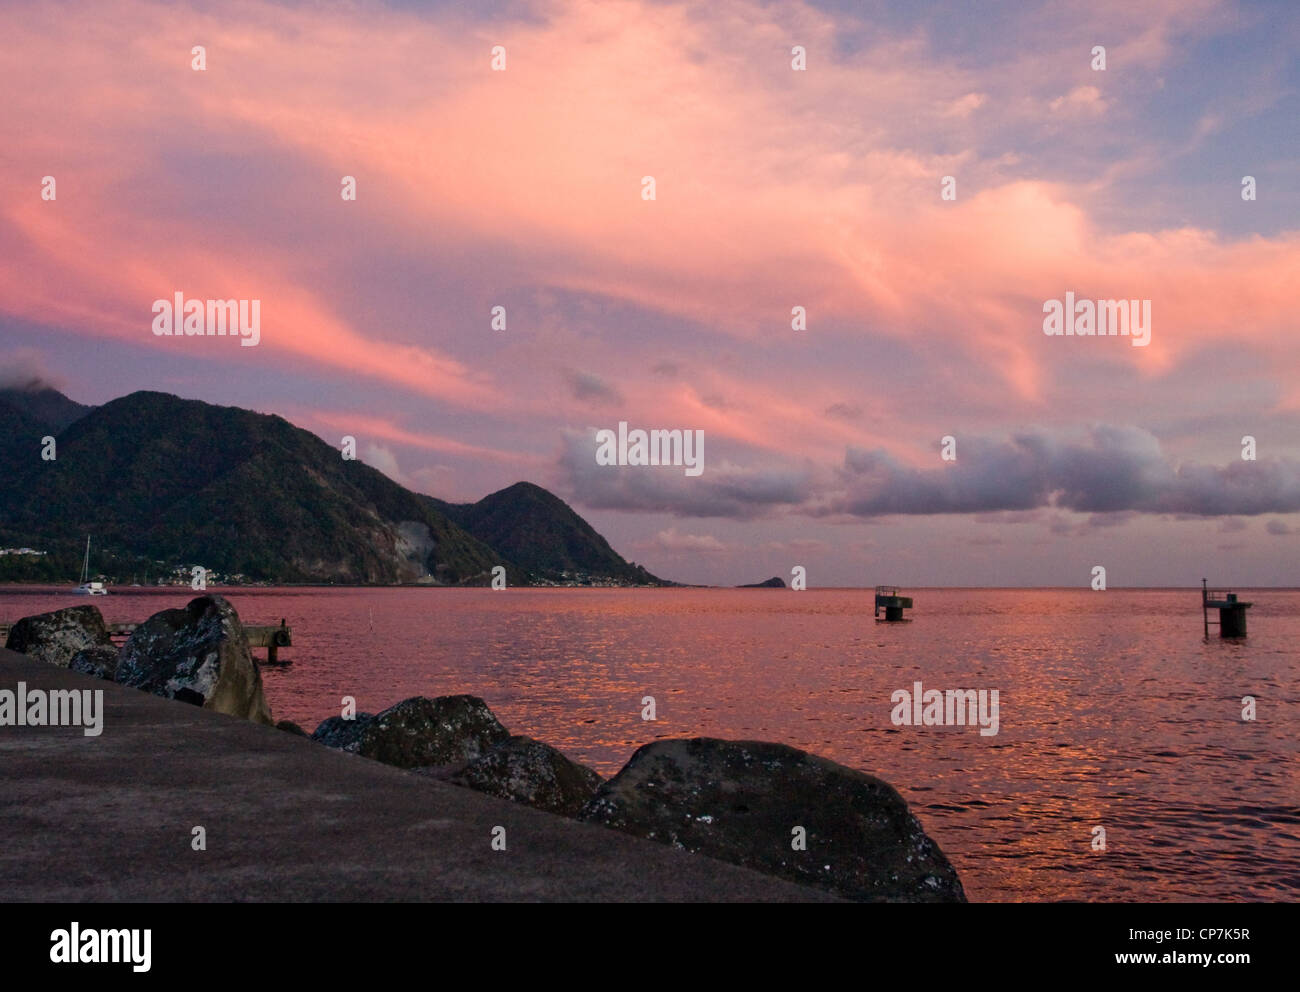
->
2;0;1298;585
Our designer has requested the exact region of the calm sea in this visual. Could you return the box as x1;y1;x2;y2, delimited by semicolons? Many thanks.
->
3;585;1297;902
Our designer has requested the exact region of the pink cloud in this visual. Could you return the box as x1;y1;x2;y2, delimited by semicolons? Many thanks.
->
1;0;1296;459
304;408;548;467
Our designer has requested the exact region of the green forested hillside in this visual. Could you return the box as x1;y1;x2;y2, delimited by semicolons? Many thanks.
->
0;388;663;586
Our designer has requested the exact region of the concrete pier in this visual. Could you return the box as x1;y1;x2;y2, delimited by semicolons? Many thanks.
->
0;649;834;902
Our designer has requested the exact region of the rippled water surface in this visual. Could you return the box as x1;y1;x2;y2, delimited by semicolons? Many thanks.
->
4;586;1297;902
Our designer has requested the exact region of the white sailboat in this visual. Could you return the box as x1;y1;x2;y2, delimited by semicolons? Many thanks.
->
75;536;108;595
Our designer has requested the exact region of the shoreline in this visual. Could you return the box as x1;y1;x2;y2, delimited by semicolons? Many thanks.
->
0;646;837;902
1;597;967;902
3;583;1298;591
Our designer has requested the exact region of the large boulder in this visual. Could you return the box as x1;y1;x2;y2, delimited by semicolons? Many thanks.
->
311;713;375;751
341;695;510;770
579;738;965;903
4;605;113;668
114;595;273;724
68;645;121;681
451;735;603;817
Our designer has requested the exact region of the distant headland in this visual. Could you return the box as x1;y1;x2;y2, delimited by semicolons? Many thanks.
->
0;384;668;588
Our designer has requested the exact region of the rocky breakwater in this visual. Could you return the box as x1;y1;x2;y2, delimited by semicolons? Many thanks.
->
579;737;965;902
310;700;964;900
7;600;965;900
4;596;273;725
311;697;603;817
4;604;116;674
115;596;273;724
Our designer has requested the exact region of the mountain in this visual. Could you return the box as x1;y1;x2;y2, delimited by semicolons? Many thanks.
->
0;388;662;586
0;391;504;584
0;401;47;475
0;383;93;433
0;384;93;478
429;482;663;585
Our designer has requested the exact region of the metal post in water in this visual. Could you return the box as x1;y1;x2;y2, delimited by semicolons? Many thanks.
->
1202;578;1209;638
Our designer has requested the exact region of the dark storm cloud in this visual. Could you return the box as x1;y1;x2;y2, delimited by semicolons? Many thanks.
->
563;424;1300;521
564;370;623;405
832;426;1300;518
824;402;864;421
558;429;810;519
0;347;66;392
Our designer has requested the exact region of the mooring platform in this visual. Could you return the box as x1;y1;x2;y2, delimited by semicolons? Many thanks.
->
874;585;913;622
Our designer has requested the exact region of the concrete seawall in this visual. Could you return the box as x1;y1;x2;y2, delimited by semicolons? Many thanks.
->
0;648;835;902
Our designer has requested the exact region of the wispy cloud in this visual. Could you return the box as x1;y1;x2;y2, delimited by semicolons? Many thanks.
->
1;0;1297;582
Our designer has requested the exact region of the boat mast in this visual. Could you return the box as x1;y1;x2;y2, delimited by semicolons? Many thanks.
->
82;536;90;584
